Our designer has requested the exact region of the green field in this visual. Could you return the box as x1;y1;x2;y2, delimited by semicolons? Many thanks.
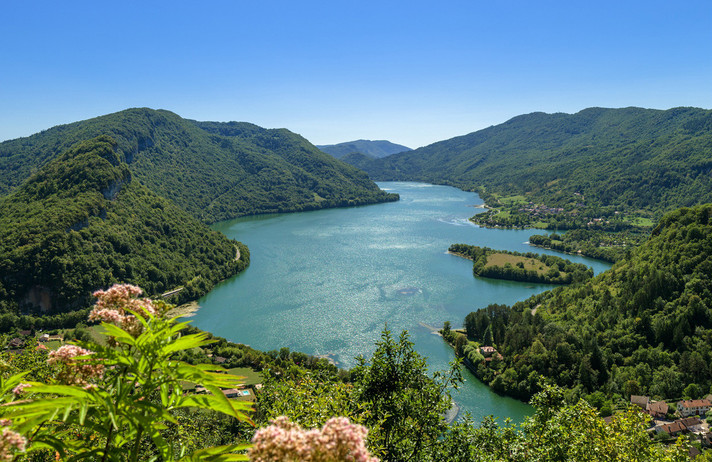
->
497;195;528;205
484;253;553;276
625;216;655;227
227;367;264;386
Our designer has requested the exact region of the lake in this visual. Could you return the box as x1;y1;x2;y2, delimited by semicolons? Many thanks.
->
193;182;611;422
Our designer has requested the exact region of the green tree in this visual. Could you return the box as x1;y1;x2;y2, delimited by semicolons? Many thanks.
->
255;373;361;429
683;383;702;400
352;328;461;462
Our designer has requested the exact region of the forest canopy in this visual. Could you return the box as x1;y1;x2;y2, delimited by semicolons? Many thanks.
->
0;136;248;314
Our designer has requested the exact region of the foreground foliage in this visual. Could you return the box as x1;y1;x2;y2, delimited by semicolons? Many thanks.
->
0;284;252;461
439;383;694;462
0;284;705;460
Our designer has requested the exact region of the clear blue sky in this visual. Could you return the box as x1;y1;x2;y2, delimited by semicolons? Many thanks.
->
1;0;711;148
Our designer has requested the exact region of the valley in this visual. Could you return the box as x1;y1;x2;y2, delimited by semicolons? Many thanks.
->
1;107;711;460
191;182;611;422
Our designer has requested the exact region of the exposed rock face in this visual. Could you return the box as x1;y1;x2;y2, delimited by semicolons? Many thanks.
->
101;179;126;200
24;286;52;312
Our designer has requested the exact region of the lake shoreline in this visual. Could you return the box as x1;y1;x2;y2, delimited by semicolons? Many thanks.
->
194;182;608;422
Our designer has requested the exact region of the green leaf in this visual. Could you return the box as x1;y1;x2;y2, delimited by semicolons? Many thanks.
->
178;444;251;461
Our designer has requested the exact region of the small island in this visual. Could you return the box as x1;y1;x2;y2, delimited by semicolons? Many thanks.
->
449;243;593;284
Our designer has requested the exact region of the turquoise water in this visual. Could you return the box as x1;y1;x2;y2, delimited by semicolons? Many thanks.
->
194;182;611;423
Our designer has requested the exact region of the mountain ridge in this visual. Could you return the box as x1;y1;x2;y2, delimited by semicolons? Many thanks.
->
0;136;248;313
352;106;712;226
0;108;398;223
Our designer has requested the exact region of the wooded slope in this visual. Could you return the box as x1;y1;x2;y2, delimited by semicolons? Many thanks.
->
0;136;248;313
0;108;397;223
463;203;712;402
358;107;712;219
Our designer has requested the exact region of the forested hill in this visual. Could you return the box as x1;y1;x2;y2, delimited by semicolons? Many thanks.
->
462;203;712;403
358;107;712;221
0;136;248;314
0;108;397;223
317;139;411;159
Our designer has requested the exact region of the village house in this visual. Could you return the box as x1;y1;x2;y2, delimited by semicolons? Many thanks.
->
647;401;669;419
39;334;64;343
221;388;243;399
677;399;712;417
630;395;669;418
630;395;649;410
6;338;24;350
193;386;252;399
480;346;497;357
480;346;503;362
656;417;702;437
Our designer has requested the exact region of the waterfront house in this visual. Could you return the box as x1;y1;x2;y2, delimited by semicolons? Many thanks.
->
480;346;497;357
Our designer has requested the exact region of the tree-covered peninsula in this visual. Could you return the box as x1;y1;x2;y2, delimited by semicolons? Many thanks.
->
454;203;712;407
449;243;593;285
0;108;398;223
0;136;248;315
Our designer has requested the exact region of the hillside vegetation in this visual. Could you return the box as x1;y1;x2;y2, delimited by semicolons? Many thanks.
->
0;108;397;223
459;203;712;404
356;107;712;229
0;136;248;314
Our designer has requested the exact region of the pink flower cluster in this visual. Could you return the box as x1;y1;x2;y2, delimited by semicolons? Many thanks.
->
11;383;30;396
250;416;378;462
48;345;104;386
0;421;26;462
89;284;159;337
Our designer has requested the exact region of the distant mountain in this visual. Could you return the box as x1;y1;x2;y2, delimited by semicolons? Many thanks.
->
0;109;398;223
359;107;712;222
0;136;248;313
317;139;411;159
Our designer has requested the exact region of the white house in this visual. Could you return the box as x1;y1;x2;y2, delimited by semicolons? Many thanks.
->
677;399;712;417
